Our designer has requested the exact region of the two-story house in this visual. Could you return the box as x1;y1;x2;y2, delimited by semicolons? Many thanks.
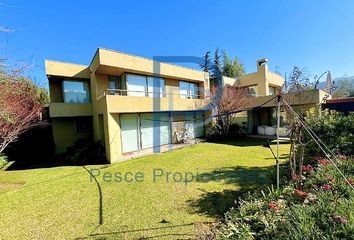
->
45;48;211;162
46;49;328;162
221;59;329;134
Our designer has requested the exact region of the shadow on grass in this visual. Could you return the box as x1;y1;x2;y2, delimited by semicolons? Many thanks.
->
187;165;276;218
77;222;214;240
4;157;108;171
207;136;290;148
187;147;290;218
82;166;103;226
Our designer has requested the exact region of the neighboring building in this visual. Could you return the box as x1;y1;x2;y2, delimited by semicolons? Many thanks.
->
246;89;330;134
45;48;211;162
223;58;284;125
221;59;330;134
323;98;354;114
223;58;284;97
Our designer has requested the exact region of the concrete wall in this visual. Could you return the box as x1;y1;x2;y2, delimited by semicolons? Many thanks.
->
52;117;92;153
92;48;209;83
222;60;284;97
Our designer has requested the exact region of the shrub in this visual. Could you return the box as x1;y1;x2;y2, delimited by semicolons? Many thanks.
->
206;122;246;140
0;154;8;169
305;108;354;156
205;123;223;140
213;156;354;239
65;139;106;165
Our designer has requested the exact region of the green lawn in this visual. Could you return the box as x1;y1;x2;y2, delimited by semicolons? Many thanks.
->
0;138;289;239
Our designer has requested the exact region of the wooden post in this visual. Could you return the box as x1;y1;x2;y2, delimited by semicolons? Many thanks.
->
276;95;281;190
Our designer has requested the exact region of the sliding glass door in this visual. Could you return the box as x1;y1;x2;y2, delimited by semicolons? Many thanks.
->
140;113;170;149
120;113;171;153
120;114;139;153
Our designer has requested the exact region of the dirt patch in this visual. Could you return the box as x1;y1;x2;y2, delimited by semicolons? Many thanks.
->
0;182;25;190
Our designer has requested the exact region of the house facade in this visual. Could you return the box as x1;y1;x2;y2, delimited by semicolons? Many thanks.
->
46;48;211;162
222;58;285;125
221;59;330;134
46;49;328;162
223;58;284;97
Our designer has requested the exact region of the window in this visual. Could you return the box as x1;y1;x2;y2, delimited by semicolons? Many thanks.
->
269;86;276;96
127;74;146;97
246;85;258;97
179;81;199;99
125;74;165;97
108;76;118;95
147;77;165;97
109;75;127;95
63;80;90;103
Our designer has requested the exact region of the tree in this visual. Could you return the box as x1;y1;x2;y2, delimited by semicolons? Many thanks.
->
210;48;222;87
200;51;211;72
332;76;354;99
0;67;46;154
222;50;245;78
212;84;253;136
284;66;314;93
202;48;244;87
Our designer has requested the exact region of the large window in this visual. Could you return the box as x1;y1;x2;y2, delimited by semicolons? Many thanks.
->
109;75;127;95
269;86;276;96
246;85;258;97
179;81;199;99
63;80;90;103
125;74;165;97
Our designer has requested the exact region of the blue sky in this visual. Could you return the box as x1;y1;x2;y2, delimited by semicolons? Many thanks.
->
1;0;354;87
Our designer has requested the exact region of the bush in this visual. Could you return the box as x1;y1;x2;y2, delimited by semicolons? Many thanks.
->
0;154;8;169
65;139;106;165
305;108;354;156
213;156;354;239
206;122;246;141
205;123;223;140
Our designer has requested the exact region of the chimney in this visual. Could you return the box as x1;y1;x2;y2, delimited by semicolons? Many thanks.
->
257;58;268;72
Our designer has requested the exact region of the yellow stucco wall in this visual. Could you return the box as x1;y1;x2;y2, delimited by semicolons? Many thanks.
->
45;60;90;79
105;113;122;162
49;103;93;118
246;89;330;109
93;48;209;83
49;80;63;102
51;117;92;153
222;61;284;97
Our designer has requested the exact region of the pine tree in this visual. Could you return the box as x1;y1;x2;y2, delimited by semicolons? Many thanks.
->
211;48;222;87
200;51;211;72
222;50;245;78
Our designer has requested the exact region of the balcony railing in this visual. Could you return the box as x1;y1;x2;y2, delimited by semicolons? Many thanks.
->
97;89;207;100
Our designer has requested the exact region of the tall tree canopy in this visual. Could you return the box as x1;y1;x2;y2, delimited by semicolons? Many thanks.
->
201;48;245;87
222;50;245;78
332;76;354;99
284;66;314;93
0;66;48;153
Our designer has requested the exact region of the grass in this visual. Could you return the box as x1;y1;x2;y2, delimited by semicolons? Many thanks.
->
0;138;289;239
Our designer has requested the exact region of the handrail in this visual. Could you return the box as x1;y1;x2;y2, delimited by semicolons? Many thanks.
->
97;89;207;100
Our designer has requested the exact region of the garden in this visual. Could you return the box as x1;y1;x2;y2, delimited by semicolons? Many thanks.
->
0;138;289;239
208;108;354;239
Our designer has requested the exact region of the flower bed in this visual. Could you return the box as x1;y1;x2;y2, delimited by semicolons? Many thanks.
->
212;156;354;239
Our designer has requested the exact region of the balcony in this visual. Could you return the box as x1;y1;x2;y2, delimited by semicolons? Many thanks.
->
98;89;211;113
49;103;93;118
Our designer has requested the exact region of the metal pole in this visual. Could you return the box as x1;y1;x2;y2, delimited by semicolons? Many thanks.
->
276;95;281;189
